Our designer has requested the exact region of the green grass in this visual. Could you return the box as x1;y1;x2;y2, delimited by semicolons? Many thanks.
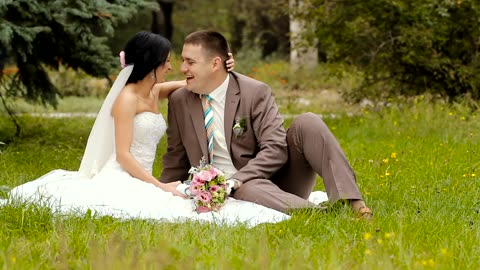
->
1;54;362;115
1;94;480;269
0;88;350;119
0;96;105;114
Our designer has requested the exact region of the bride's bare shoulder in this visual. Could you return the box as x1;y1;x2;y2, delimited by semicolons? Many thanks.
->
112;86;138;116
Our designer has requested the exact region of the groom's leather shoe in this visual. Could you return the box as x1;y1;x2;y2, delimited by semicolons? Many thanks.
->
356;206;373;220
349;199;373;220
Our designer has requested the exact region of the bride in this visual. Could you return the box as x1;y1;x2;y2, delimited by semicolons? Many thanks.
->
3;32;327;227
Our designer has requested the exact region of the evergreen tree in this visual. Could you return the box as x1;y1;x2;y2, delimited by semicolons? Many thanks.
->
0;0;156;107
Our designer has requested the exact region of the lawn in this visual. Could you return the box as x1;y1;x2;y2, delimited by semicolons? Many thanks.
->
1;93;480;269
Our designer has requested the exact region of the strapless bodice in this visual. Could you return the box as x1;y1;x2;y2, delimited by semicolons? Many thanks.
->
103;112;166;174
129;112;166;173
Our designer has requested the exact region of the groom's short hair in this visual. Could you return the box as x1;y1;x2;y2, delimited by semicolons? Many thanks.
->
184;30;230;70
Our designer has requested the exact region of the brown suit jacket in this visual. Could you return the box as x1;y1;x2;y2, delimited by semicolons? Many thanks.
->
160;72;288;183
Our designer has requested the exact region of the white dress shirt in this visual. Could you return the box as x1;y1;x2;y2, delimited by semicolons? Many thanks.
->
204;75;238;179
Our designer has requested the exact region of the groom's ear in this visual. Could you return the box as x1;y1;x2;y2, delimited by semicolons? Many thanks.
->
212;56;224;72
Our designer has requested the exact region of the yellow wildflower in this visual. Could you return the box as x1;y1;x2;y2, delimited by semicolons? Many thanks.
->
363;233;372;240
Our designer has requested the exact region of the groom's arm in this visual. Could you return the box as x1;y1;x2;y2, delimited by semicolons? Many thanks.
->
231;84;288;183
160;96;191;183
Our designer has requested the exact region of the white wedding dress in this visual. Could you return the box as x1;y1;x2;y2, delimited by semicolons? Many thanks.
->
2;112;328;227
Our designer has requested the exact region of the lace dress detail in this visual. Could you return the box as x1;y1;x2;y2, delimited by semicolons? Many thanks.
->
102;112;165;174
130;112;165;174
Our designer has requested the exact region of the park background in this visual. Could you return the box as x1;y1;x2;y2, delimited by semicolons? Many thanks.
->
1;0;480;269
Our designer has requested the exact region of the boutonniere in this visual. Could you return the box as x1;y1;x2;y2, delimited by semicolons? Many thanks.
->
233;116;247;136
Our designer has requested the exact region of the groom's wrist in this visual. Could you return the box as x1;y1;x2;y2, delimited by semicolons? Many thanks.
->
226;178;242;195
176;183;191;197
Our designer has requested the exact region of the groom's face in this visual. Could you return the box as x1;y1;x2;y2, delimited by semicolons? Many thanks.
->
181;44;214;94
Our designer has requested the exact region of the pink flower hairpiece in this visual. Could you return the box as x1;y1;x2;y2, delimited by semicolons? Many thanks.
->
119;51;126;68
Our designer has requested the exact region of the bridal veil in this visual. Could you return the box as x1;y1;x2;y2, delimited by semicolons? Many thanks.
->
78;65;133;178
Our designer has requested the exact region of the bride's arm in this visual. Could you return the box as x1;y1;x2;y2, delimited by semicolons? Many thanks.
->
112;91;186;197
153;80;186;100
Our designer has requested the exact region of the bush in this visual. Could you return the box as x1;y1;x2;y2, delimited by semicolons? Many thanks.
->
48;66;110;98
305;0;480;100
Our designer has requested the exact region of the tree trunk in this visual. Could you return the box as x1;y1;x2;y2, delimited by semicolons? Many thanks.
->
289;0;317;70
151;0;174;40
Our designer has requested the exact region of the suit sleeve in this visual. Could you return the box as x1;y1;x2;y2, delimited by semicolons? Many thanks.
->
231;85;288;182
159;95;191;183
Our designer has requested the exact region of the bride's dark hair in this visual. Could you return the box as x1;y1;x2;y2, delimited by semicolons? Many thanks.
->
124;31;171;84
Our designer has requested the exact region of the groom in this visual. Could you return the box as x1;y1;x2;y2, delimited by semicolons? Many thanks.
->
160;30;372;217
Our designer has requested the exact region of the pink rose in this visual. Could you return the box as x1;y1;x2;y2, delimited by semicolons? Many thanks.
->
213;167;223;176
197;206;211;213
209;185;220;193
192;175;206;185
197;170;213;182
208;168;218;178
198;191;212;203
189;184;200;195
119;51;126;68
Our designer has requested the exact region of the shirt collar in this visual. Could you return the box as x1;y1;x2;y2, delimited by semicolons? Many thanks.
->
204;75;229;103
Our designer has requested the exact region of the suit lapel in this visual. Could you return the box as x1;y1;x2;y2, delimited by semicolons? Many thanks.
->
224;73;240;150
187;92;208;159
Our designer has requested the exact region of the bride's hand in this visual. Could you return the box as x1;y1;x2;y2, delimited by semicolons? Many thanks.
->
226;52;235;72
160;181;188;198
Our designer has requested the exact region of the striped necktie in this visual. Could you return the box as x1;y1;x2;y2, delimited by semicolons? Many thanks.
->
202;94;214;163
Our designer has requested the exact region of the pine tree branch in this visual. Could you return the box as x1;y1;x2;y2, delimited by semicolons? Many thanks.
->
0;78;21;137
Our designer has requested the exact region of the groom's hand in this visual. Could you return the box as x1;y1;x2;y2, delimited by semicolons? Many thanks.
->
226;178;242;195
163;181;188;198
176;182;192;197
226;52;235;72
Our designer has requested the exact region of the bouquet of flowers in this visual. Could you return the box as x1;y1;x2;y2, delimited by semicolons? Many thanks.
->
187;158;227;213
